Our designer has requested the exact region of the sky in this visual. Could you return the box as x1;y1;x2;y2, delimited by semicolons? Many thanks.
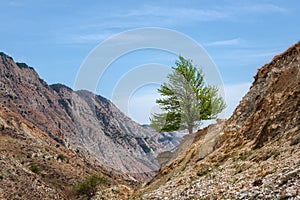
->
0;0;299;124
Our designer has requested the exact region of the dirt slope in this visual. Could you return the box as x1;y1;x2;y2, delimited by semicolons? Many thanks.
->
137;41;300;199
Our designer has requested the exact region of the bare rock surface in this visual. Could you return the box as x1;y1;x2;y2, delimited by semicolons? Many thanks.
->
0;52;180;199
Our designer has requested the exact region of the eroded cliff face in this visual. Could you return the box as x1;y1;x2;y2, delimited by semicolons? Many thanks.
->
0;57;74;144
224;42;300;149
51;85;167;180
0;51;181;199
139;42;300;199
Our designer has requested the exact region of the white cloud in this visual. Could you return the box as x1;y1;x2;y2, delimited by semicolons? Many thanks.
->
64;33;114;44
115;3;287;23
56;3;288;45
245;51;280;58
238;4;287;14
109;3;287;27
118;5;229;22
207;38;241;46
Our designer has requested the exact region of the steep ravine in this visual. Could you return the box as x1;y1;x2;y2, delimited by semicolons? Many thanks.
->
135;41;300;199
1;41;299;199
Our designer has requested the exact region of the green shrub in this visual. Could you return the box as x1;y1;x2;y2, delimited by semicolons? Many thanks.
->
72;174;106;199
197;165;212;177
29;164;40;174
57;154;65;161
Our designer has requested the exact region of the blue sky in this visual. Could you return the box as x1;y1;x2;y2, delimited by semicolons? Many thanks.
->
0;0;299;124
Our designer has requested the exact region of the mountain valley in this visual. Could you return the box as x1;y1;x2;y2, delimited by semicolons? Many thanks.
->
0;41;299;199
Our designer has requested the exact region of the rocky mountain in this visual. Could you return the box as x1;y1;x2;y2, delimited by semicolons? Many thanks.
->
136;42;300;199
1;41;299;199
0;52;180;199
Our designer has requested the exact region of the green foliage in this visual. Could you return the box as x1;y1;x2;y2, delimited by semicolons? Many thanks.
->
29;164;40;174
150;56;226;134
72;174;106;199
197;164;212;176
57;154;65;161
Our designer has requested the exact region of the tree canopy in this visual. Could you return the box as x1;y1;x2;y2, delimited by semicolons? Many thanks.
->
150;56;226;134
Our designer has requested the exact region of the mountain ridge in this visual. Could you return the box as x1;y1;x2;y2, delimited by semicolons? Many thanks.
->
1;41;299;199
0;51;181;199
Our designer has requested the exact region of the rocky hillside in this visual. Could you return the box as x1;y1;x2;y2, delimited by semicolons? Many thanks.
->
0;111;107;199
0;52;180;199
51;84;182;180
137;42;300;199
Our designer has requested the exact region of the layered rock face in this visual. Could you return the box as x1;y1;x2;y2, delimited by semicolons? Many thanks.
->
50;85;170;180
225;42;300;149
0;53;180;183
140;42;300;199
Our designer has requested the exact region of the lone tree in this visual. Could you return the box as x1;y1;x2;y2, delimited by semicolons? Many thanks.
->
150;56;226;134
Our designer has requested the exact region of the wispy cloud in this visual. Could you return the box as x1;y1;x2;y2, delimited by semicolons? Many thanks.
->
207;38;241;46
62;33;114;44
238;4;288;14
245;51;281;58
58;3;288;45
110;3;287;26
117;5;229;22
0;1;23;7
117;3;287;23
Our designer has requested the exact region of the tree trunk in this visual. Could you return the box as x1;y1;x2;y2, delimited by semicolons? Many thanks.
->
188;124;193;134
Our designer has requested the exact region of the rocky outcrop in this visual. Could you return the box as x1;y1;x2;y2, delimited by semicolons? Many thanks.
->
1;40;299;199
157;132;197;167
138;42;300;199
224;41;300;149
